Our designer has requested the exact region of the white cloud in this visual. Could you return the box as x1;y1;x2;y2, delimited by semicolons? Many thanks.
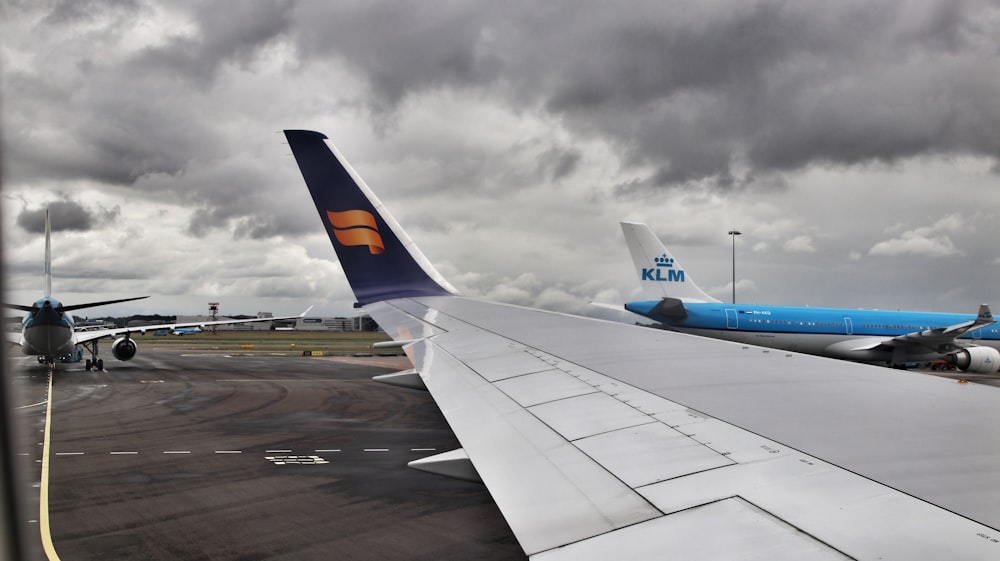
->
869;213;966;258
783;235;816;253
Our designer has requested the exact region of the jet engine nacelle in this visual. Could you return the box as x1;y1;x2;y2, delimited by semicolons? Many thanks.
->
949;346;1000;374
111;337;138;361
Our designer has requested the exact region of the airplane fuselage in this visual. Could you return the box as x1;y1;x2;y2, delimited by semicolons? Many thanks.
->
20;297;77;359
625;301;1000;363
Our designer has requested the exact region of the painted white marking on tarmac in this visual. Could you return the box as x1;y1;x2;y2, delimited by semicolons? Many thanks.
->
163;451;191;454
217;379;369;382
215;450;242;454
265;455;329;465
410;448;437;452
315;449;341;452
364;448;389;452
17;401;48;410
55;452;84;456
109;451;138;455
266;449;292;453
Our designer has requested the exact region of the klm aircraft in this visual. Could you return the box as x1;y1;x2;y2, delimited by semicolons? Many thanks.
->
621;222;1000;373
4;210;307;370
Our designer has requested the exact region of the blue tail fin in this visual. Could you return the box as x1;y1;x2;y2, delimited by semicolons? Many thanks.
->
285;130;457;305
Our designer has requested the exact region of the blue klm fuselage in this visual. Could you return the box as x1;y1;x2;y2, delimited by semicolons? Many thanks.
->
625;300;1000;361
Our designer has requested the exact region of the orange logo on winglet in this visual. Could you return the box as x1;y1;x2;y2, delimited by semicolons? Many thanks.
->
327;210;385;254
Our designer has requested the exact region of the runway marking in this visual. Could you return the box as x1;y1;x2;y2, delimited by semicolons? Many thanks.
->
265;455;329;465
39;371;63;561
216;379;370;383
46;446;444;457
17;400;48;410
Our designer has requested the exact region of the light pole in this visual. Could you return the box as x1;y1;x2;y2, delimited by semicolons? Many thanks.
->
727;229;741;304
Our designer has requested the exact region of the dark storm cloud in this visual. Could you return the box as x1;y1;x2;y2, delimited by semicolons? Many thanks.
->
16;197;120;233
129;0;295;83
291;0;1000;189
40;0;142;25
3;0;292;189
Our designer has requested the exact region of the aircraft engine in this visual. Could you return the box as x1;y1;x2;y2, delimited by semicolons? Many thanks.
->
111;337;138;361
948;346;1000;374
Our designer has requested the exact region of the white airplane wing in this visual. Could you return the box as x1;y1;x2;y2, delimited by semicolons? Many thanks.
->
73;307;313;345
286;129;1000;560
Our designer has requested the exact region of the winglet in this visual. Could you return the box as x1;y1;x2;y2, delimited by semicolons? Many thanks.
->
285;130;458;305
620;222;720;303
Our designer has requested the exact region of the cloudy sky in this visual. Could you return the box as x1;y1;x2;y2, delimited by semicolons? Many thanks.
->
2;0;999;321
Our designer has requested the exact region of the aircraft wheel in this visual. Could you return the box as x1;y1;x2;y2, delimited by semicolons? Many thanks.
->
85;359;92;371
97;359;104;371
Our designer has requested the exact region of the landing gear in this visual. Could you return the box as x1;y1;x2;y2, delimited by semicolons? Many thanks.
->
81;340;104;371
84;357;105;371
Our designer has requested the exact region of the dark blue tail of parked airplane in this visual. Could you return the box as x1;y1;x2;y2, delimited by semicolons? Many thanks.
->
284;130;456;305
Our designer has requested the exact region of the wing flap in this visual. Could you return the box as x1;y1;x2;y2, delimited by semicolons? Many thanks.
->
409;336;661;555
534;497;852;561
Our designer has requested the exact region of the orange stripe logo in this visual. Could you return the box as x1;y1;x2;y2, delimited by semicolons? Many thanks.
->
327;210;385;254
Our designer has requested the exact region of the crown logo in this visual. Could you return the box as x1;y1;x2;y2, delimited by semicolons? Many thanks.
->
654;254;674;268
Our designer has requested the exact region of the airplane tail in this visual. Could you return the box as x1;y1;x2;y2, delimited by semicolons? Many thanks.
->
620;222;720;303
1;207;149;313
284;130;458;305
44;208;52;298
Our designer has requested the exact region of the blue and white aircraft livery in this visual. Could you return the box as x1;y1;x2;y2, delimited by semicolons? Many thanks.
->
285;129;1000;560
3;210;309;371
621;222;1000;372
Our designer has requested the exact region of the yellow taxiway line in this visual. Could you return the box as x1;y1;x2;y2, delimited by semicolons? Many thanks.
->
39;369;62;561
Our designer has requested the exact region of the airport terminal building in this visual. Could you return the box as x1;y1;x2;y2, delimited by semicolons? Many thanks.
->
170;314;369;331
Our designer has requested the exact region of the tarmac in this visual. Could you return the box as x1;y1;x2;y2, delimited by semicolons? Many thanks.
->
9;350;526;561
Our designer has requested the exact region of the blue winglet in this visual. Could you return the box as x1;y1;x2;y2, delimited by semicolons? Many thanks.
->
285;130;456;305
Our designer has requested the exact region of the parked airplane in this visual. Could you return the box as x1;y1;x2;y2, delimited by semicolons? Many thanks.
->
618;222;1000;373
3;210;309;370
285;129;1000;560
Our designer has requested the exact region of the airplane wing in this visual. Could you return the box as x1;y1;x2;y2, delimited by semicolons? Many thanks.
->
72;307;313;345
286;129;1000;560
850;304;995;353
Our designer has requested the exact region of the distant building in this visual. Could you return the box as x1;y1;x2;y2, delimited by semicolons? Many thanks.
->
294;316;365;331
175;312;275;331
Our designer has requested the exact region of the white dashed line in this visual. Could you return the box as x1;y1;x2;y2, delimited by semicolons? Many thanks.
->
315;449;341;452
215;450;242;454
364;448;389;452
162;451;191;454
109;451;138;455
266;449;292;453
55;452;84;456
410;448;437;452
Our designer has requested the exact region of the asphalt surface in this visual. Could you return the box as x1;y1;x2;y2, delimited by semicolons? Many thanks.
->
9;350;525;561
